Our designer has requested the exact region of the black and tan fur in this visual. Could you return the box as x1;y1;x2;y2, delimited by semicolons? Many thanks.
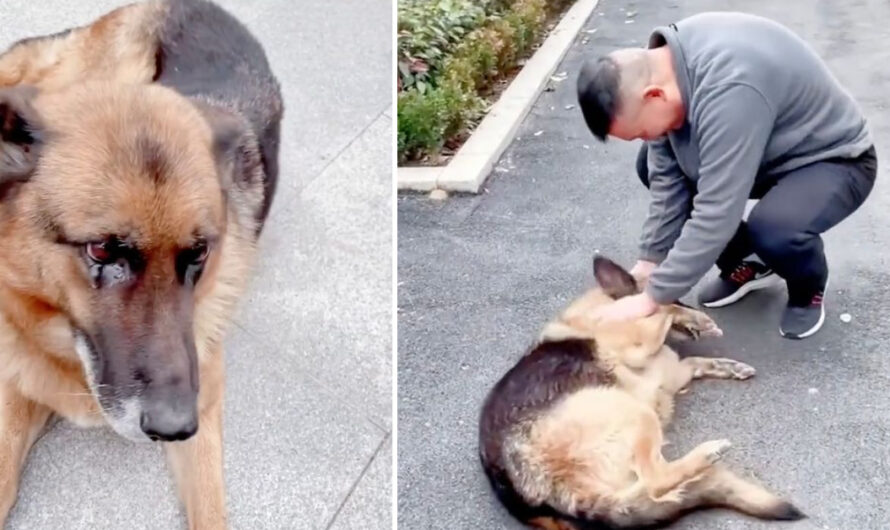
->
479;257;804;529
0;1;282;528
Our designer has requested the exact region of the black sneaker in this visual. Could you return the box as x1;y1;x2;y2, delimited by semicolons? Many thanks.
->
698;261;782;308
780;289;826;340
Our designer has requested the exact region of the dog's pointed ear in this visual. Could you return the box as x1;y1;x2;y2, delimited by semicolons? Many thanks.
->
0;85;42;186
593;255;638;299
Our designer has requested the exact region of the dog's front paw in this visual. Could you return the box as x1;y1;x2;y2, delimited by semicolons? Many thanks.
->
697;320;723;338
713;358;756;380
672;307;723;340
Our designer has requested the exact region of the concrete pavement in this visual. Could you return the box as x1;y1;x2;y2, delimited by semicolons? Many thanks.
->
398;0;890;528
0;1;392;529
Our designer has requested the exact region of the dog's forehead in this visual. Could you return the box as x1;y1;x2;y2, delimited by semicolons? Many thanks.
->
34;130;224;244
22;85;226;242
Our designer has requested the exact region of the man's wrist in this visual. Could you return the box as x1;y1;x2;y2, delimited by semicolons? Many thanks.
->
644;283;673;306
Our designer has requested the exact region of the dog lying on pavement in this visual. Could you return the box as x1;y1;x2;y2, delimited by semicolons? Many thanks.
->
479;256;804;529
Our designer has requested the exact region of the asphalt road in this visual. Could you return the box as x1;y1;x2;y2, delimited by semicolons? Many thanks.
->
0;1;392;529
398;0;890;529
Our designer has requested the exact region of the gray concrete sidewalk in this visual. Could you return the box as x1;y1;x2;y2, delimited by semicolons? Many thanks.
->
0;1;392;529
398;0;890;528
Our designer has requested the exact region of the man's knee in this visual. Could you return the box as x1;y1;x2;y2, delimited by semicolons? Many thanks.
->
747;213;809;256
636;142;649;189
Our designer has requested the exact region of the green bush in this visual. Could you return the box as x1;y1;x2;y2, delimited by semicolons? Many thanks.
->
397;0;488;92
505;0;547;58
397;0;575;163
397;80;483;163
442;28;501;93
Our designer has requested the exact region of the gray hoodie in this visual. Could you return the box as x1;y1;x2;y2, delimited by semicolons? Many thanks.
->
640;12;872;304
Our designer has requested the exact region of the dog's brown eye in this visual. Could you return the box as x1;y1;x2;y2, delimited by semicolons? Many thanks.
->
177;241;210;286
86;241;114;263
190;241;209;263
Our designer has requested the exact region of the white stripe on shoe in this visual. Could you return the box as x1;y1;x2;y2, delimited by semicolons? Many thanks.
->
781;302;826;339
780;276;829;339
701;273;784;308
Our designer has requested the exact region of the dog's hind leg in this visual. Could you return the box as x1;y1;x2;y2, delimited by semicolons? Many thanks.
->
165;350;227;530
609;464;803;527
630;409;731;501
671;464;805;521
682;357;756;380
604;409;799;527
0;383;51;525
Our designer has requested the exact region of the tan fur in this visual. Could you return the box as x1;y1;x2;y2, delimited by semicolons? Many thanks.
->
0;385;52;521
509;270;799;527
165;346;227;529
528;517;576;530
0;4;263;526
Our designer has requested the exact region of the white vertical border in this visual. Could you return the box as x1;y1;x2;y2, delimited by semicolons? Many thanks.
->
390;0;399;527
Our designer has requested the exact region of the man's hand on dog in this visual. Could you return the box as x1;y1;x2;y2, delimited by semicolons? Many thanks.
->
594;291;660;322
629;259;656;285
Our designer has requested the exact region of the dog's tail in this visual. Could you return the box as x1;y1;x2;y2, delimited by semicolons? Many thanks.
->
690;465;805;521
592;465;805;529
486;463;802;530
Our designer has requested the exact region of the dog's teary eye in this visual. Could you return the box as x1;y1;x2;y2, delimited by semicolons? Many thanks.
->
176;240;211;286
85;240;117;264
187;241;210;264
82;237;136;288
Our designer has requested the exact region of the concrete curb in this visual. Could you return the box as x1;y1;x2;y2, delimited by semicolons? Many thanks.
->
397;0;600;193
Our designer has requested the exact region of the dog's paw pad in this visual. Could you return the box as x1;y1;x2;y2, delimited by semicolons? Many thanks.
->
700;324;723;338
701;439;732;463
722;360;756;379
682;315;722;339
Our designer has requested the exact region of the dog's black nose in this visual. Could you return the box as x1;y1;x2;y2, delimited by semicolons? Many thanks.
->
140;403;198;442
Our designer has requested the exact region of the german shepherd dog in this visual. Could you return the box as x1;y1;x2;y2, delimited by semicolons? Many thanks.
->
0;1;281;527
479;257;804;529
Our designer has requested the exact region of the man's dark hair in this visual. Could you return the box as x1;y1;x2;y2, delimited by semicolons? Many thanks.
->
576;56;621;141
